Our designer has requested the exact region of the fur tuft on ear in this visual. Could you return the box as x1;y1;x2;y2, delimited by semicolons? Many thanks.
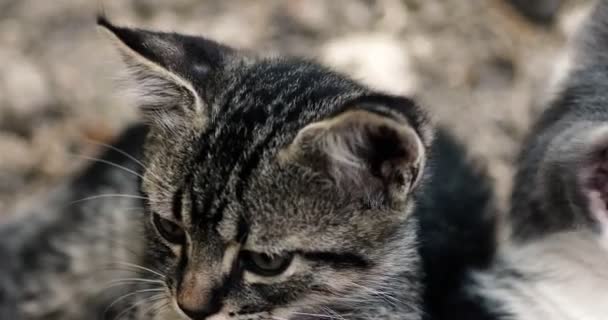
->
281;109;426;204
97;16;235;132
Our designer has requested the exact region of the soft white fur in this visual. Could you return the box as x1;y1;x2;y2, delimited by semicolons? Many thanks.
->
475;230;608;320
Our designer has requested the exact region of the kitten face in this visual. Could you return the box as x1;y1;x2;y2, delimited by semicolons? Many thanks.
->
146;149;419;320
99;17;431;320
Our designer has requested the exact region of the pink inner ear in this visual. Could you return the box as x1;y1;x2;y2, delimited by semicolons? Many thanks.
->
586;148;608;228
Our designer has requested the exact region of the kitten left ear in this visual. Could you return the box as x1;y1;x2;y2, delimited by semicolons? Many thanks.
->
281;103;429;204
97;16;235;131
573;126;608;229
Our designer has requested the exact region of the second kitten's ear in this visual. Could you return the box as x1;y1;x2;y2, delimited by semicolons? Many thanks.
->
539;124;608;233
281;101;428;205
97;16;235;131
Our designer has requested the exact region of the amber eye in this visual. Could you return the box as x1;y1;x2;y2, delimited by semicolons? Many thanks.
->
152;214;186;244
241;251;294;277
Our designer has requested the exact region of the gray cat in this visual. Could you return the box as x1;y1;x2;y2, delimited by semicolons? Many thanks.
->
423;1;608;319
1;15;488;320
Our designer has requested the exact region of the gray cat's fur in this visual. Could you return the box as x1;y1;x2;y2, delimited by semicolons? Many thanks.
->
0;16;444;320
466;1;608;319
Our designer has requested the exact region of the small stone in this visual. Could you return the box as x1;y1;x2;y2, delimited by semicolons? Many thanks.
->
321;34;418;95
0;54;51;117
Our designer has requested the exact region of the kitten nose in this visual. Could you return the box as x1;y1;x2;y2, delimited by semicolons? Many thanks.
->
177;270;224;319
178;299;223;320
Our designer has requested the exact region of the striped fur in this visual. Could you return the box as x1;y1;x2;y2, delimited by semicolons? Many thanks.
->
97;17;433;320
0;13;504;320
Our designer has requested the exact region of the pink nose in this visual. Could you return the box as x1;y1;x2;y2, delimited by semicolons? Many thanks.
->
177;299;222;320
177;270;223;319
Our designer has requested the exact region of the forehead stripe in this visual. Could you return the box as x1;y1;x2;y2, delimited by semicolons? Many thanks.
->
190;73;255;218
233;87;345;201
194;70;274;225
203;71;313;227
172;186;184;221
235;215;249;243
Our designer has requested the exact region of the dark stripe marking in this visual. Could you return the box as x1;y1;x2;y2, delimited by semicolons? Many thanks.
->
300;251;371;269
172;186;184;221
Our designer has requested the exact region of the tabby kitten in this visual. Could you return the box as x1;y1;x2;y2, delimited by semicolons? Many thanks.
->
98;16;434;320
424;1;608;319
0;15;441;319
97;16;434;320
0;12;499;320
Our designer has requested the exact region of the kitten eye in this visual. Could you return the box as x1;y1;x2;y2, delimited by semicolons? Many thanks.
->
152;214;186;244
241;251;294;277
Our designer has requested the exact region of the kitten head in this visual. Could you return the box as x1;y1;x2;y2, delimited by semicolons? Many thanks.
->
99;16;432;320
510;1;608;247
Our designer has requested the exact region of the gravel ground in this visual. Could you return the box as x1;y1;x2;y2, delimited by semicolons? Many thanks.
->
0;0;595;214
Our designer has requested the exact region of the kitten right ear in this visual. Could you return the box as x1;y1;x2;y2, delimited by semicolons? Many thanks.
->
280;100;430;205
97;16;235;131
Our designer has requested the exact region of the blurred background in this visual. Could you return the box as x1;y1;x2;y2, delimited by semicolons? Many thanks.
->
0;0;595;215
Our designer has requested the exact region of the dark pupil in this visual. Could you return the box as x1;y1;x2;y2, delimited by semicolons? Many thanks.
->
243;251;293;276
153;214;185;244
254;254;282;270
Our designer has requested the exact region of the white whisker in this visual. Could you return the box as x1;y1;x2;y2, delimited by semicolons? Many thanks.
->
71;153;146;181
81;138;148;174
108;278;164;285
109;262;166;279
347;281;399;305
105;288;165;316
320;306;347;320
105;278;165;289
113;293;166;320
69;194;149;206
290;311;341;319
70;152;172;194
140;296;170;317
